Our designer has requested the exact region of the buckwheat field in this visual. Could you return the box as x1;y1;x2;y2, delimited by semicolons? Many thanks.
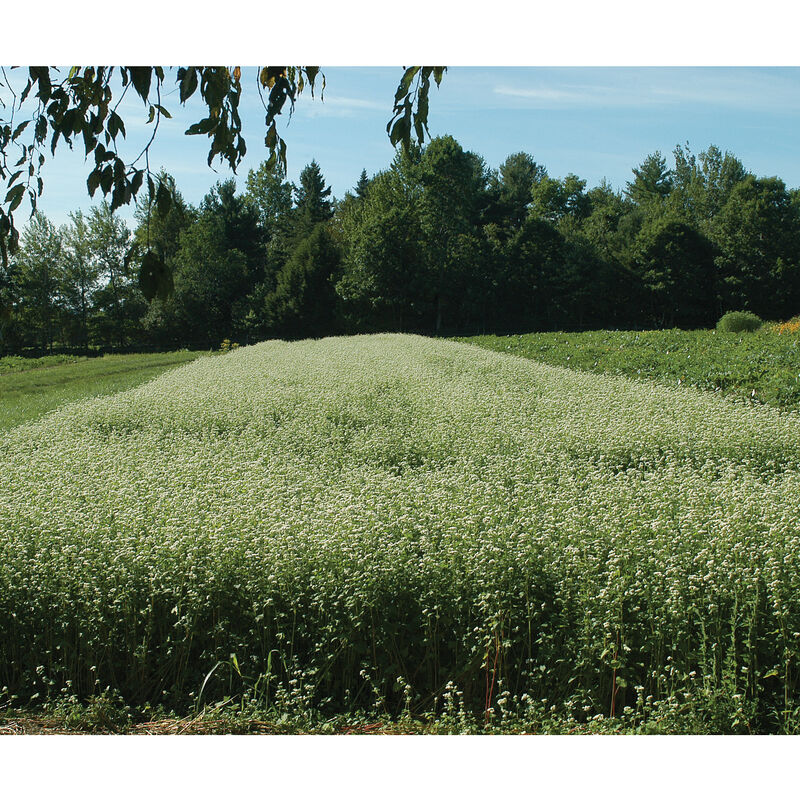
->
3;334;800;731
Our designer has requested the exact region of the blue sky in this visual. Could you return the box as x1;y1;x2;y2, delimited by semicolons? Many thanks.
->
11;66;800;230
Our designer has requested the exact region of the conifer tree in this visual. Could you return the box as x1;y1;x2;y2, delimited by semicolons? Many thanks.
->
293;161;333;239
355;169;370;199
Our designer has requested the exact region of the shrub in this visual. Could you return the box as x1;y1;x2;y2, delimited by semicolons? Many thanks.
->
716;310;762;333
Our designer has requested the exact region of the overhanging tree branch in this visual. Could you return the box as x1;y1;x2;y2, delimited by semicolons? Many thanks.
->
0;65;446;300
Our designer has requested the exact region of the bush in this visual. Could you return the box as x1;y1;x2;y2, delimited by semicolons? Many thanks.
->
716;310;763;333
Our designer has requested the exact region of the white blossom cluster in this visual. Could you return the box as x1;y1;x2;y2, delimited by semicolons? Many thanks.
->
2;334;799;724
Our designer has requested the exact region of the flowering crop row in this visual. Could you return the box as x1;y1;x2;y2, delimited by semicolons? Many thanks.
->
2;334;800;730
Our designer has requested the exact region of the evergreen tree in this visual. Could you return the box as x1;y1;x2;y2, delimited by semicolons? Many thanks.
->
151;180;261;347
244;160;293;240
355;169;371;199
265;223;341;338
293;161;333;239
626;152;674;206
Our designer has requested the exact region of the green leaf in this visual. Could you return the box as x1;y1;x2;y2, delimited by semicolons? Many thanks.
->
5;184;25;212
139;250;174;302
107;111;125;140
305;67;320;97
11;120;29;141
130;169;144;198
99;165;114;195
34;116;47;143
388;114;411;148
128;67;152;101
179;68;198;103
29;67;52;102
185;117;215;136
83;125;97;156
156;181;172;216
87;169;101;197
394;67;420;104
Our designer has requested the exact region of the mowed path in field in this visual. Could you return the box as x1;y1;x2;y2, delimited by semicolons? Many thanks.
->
2;334;800;728
0;351;205;431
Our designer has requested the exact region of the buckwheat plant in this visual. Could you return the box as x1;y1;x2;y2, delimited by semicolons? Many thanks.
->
2;335;800;731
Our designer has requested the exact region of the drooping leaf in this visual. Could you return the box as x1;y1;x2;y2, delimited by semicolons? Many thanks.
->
5;184;25;212
130;169;144;197
394;67;420;104
179;67;199;103
128;67;152;102
139;250;174;302
185;117;215;136
156;181;172;216
87;168;101;197
11;120;29;141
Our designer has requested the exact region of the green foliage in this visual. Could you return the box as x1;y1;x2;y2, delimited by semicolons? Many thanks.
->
354;169;370;200
488;152;546;227
461;327;800;410
3;335;800;731
0;65;443;302
0;350;203;430
717;310;763;333
625;151;674;205
264;223;341;338
12;212;63;352
5;133;800;350
387;67;446;149
712;176;800;318
292;160;333;239
631;217;717;328
0;352;83;374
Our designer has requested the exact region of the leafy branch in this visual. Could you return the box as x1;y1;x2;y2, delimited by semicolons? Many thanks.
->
0;65;445;300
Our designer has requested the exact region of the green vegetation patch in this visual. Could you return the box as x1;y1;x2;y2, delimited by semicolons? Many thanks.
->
2;335;800;732
0;354;86;374
0;350;205;431
460;329;800;411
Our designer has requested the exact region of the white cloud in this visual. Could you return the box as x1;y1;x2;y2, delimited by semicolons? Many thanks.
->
295;95;385;118
492;69;800;113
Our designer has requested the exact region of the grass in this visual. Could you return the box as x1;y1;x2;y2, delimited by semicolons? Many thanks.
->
0;350;206;431
2;334;800;733
457;328;800;411
0;353;86;374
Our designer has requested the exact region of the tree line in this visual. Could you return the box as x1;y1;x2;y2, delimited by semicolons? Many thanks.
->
2;135;800;354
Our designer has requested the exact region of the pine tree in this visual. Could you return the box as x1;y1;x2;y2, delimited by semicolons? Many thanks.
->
293;161;333;238
355;169;370;199
625;152;674;206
